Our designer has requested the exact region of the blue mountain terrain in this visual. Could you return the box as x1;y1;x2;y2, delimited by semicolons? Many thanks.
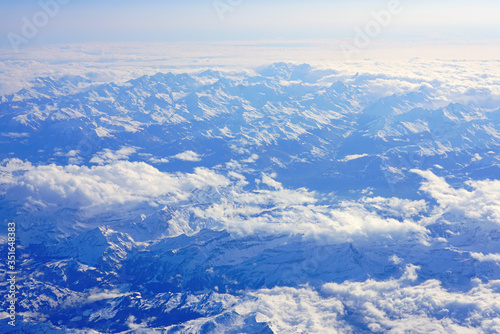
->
0;63;499;333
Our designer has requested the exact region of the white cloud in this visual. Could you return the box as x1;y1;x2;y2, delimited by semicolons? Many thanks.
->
54;149;83;164
87;290;130;303
90;146;137;165
3;160;500;251
191;181;429;243
148;157;169;164
1;159;229;210
260;173;282;190
1;158;430;244
236;287;346;334
470;252;500;264
172;150;202;162
0;158;33;191
361;196;428;219
227;171;249;187
242;154;259;163
321;266;500;333
411;169;500;227
340;153;369;162
179;267;500;334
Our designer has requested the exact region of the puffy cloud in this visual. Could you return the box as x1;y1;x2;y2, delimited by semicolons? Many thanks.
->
1;158;431;244
54;149;84;165
5;158;500;252
227;171;249;187
177;268;500;333
0;158;32;189
4;159;500;249
412;169;500;226
172;150;202;162
0;157;424;245
322;266;500;333
148;157;170;164
259;173;282;190
241;154;259;163
235;287;346;334
360;196;428;219
470;252;500;264
191;183;429;243
1;159;229;210
90;146;138;165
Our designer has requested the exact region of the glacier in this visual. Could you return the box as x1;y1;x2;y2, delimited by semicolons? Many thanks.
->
0;62;499;333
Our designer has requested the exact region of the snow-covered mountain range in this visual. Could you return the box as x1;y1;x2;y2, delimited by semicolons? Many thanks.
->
0;63;499;333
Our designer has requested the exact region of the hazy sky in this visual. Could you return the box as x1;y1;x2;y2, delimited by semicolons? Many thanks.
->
0;0;499;48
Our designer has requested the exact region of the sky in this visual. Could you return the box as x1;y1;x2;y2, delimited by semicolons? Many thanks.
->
0;0;498;91
0;0;499;47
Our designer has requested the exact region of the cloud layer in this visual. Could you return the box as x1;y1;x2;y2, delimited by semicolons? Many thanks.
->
162;266;500;333
5;157;500;250
1;158;229;210
413;169;500;227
